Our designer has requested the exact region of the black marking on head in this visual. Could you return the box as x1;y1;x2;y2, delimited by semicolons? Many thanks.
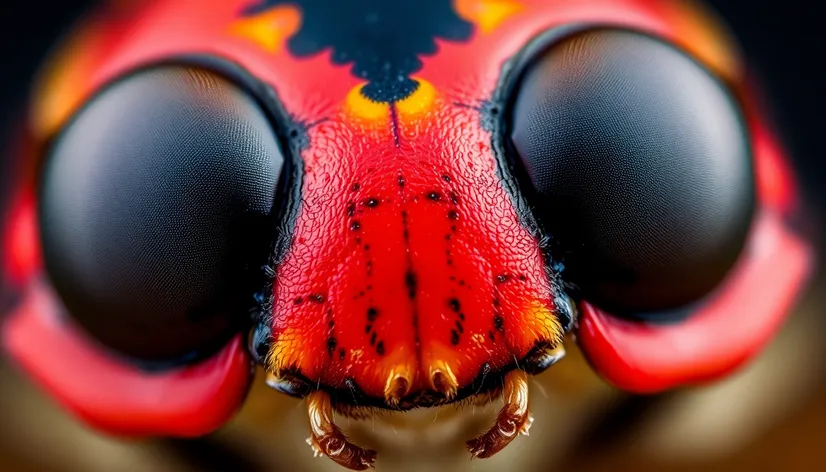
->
310;293;325;303
427;191;443;201
376;341;385;356
351;183;361;192
447;210;460;221
350;220;361;231
370;332;377;346
496;274;511;284
450;329;460;346
448;192;460;205
365;324;372;334
346;202;356;217
405;271;418;300
459;312;465;321
294;297;304;305
367;307;379;322
339;348;346;360
364;197;380;208
442;174;452;183
326;336;337;355
397;174;406;187
455;320;464;334
494;315;504;333
488;330;496;342
448;298;461;313
242;0;474;103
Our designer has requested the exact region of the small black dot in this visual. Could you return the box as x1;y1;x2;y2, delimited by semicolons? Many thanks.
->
405;271;418;299
494;315;504;332
450;330;460;345
294;297;304;305
376;341;385;356
448;298;461;312
518;274;527;282
445;234;452;241
327;337;337;355
447;259;453;266
448;210;460;221
398;175;406;187
459;312;465;321
328;319;335;328
289;128;300;138
370;332;377;346
367;307;379;321
364;197;380;208
310;293;325;303
448;192;459;204
441;174;451;183
351;183;361;192
347;202;356;217
350;220;361;231
459;280;466;286
366;324;372;334
488;330;496;342
496;274;510;284
455;320;464;334
427;191;442;201
493;297;500;306
339;348;346;360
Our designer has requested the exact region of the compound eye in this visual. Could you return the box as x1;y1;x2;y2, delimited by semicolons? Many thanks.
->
509;29;755;315
39;66;284;362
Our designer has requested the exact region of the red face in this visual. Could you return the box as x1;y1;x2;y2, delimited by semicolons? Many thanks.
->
0;0;814;469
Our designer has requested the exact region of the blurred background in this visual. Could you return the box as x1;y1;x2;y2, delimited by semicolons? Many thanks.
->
0;0;824;471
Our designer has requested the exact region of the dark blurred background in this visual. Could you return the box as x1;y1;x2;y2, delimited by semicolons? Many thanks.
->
0;1;824;471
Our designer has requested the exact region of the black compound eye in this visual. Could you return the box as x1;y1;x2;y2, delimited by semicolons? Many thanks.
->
509;29;755;316
39;66;284;362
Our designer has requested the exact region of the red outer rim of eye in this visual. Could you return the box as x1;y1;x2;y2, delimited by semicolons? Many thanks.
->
577;209;813;394
2;282;254;437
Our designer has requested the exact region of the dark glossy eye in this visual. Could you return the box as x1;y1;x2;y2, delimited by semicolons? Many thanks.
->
508;29;755;315
39;66;284;362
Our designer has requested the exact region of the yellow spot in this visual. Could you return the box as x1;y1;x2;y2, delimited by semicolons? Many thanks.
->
525;300;564;345
428;360;459;400
395;78;438;118
455;0;523;34
230;6;301;53
344;84;390;121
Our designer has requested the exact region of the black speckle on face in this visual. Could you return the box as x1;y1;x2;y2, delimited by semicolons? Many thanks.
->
427;191;442;201
450;329;460;345
405;270;418;300
376;341;385;356
294;297;304;305
367;307;379;322
350;220;361;231
447;210;460;221
346;202;356;217
242;0;474;102
310;293;325;303
364;197;380;208
326;336;337;355
448;298;461;313
351;183;361;192
494;315;504;333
